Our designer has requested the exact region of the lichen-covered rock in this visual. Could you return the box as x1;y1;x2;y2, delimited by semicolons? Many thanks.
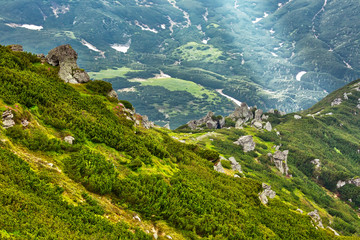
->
234;135;256;152
254;109;263;121
259;183;276;205
2;110;15;129
46;44;90;84
308;210;324;228
269;150;289;175
252;121;262;129
235;118;245;128
186;111;224;130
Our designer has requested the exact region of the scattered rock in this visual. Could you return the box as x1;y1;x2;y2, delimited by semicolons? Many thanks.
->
337;180;347;189
253;121;262;129
234;174;241;178
133;215;141;222
349;178;360;187
9;44;23;52
233;135;256;152
294;115;302;120
142;115;154;129
229;157;242;173
327;226;340;236
269;150;289;175
296;209;304;214
21;119;29;127
262;115;269;120
344;93;349;100
107;89;118;98
64;136;75;145
166;235;173;239
308;210;324;228
187;111;224;130
214;161;225;173
310;159;321;171
46;44;90;84
331;98;342;107
259;183;276;205
2;110;15;129
264;122;272;131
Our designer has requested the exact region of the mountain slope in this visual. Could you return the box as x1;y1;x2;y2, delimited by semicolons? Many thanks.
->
1;0;359;127
0;45;348;239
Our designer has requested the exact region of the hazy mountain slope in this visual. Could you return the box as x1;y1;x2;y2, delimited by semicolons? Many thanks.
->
0;0;359;127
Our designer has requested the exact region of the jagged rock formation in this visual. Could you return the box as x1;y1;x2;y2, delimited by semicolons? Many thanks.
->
2;110;15;129
269;150;289;175
229;103;253;122
187;111;225;130
308;210;324;228
214;161;225;173
229;157;242;173
233;135;256;152
259;183;276;205
46;44;90;84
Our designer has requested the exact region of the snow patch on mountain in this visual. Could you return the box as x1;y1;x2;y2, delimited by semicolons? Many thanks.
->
80;39;105;58
5;23;43;31
135;20;158;33
296;71;307;81
111;40;131;53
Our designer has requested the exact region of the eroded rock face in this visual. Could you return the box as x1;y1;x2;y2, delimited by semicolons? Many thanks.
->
259;183;276;205
308;210;324;228
2;110;15;129
270;150;289;175
46;45;90;84
234;135;256;152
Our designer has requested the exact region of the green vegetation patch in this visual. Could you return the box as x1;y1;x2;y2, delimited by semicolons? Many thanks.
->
132;77;218;100
88;67;140;80
173;42;224;63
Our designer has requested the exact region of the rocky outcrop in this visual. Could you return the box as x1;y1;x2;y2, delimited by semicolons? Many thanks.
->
294;115;302;120
214;161;225;173
259;183;276;205
254;109;263;121
234;135;256;152
9;44;23;52
46;44;90;84
187;111;225;130
229;157;242;173
308;210;324;228
229;103;253;122
269;150;289;175
2;110;15;129
142;115;154;129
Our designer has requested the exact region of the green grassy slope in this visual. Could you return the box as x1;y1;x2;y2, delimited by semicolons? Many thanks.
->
0;46;344;239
